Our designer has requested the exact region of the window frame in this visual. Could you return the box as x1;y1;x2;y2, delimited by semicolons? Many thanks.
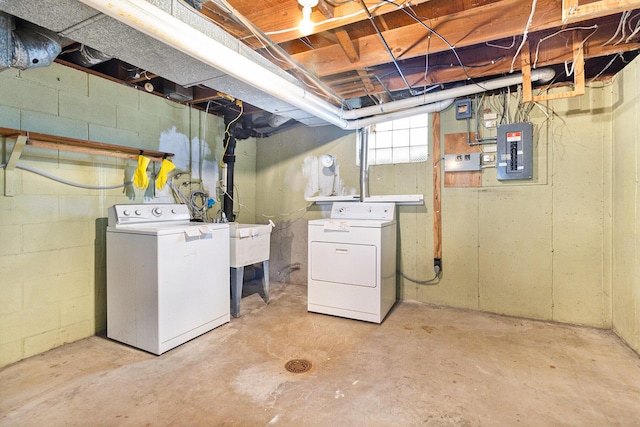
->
357;112;430;166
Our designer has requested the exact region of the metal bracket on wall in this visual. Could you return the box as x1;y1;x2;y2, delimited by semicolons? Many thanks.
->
3;134;26;197
521;34;585;103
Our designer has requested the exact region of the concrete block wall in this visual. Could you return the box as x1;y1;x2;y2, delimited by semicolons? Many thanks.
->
385;88;613;328
256;83;621;330
0;63;230;367
612;56;640;354
255;126;358;285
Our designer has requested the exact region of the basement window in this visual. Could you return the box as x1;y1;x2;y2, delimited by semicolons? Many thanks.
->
359;113;430;166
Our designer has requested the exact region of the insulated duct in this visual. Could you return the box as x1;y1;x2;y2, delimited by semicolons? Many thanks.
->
0;13;61;70
65;44;111;67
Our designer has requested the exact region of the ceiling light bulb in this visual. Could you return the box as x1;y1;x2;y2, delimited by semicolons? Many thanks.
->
299;5;314;36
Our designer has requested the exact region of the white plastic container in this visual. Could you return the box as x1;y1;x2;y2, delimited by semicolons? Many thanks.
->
229;223;273;267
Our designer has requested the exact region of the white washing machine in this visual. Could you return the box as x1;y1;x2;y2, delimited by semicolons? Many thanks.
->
307;202;397;323
106;204;230;355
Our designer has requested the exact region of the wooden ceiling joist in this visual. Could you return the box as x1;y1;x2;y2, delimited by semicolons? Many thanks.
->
291;0;565;77
334;25;637;99
192;0;640;102
335;29;359;62
239;0;432;46
563;0;640;23
524;32;585;103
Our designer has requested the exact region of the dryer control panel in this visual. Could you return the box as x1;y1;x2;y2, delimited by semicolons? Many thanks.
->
330;202;395;220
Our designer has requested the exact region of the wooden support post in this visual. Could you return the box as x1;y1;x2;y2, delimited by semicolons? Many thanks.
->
432;112;442;261
521;41;533;103
571;31;585;96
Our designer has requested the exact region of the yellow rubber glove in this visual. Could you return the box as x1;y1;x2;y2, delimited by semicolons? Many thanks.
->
156;158;176;190
133;155;151;189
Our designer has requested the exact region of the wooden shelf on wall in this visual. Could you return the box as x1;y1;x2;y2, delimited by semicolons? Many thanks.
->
0;127;174;162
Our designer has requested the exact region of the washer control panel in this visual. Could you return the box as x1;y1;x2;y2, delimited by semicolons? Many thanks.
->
108;204;190;226
330;202;395;221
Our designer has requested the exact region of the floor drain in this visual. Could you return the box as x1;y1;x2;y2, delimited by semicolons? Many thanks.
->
285;359;312;373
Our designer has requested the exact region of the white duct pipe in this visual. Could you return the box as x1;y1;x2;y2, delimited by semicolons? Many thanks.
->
76;0;553;129
346;99;453;129
340;68;556;120
77;0;351;127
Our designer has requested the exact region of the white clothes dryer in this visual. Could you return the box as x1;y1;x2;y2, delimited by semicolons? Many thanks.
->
307;202;396;323
106;204;229;355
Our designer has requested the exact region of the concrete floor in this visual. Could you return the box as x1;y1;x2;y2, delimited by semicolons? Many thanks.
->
1;281;640;426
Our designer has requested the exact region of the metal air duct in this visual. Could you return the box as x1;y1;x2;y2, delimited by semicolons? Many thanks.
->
0;12;61;71
65;44;111;67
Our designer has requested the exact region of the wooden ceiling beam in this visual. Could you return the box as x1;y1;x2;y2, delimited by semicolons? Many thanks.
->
240;0;432;45
376;15;391;32
356;69;378;97
563;0;640;23
524;31;585;102
335;29;359;62
290;0;638;78
317;0;335;19
335;34;639;98
291;0;561;76
199;2;251;40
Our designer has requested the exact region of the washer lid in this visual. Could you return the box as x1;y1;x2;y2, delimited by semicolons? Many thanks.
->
107;222;229;236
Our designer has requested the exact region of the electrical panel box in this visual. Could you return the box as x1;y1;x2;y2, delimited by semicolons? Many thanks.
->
455;98;472;120
496;122;533;180
444;152;481;172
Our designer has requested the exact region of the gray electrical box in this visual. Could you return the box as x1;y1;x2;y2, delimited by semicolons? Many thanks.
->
496;122;533;180
455;98;472;120
444;152;481;172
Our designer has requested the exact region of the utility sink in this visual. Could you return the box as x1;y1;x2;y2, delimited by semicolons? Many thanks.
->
228;222;273;268
228;222;273;318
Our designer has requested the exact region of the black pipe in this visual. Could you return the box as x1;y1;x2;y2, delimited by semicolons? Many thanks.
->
222;132;237;222
221;109;253;222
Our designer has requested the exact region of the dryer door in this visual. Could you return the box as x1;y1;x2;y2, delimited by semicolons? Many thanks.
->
310;241;377;287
